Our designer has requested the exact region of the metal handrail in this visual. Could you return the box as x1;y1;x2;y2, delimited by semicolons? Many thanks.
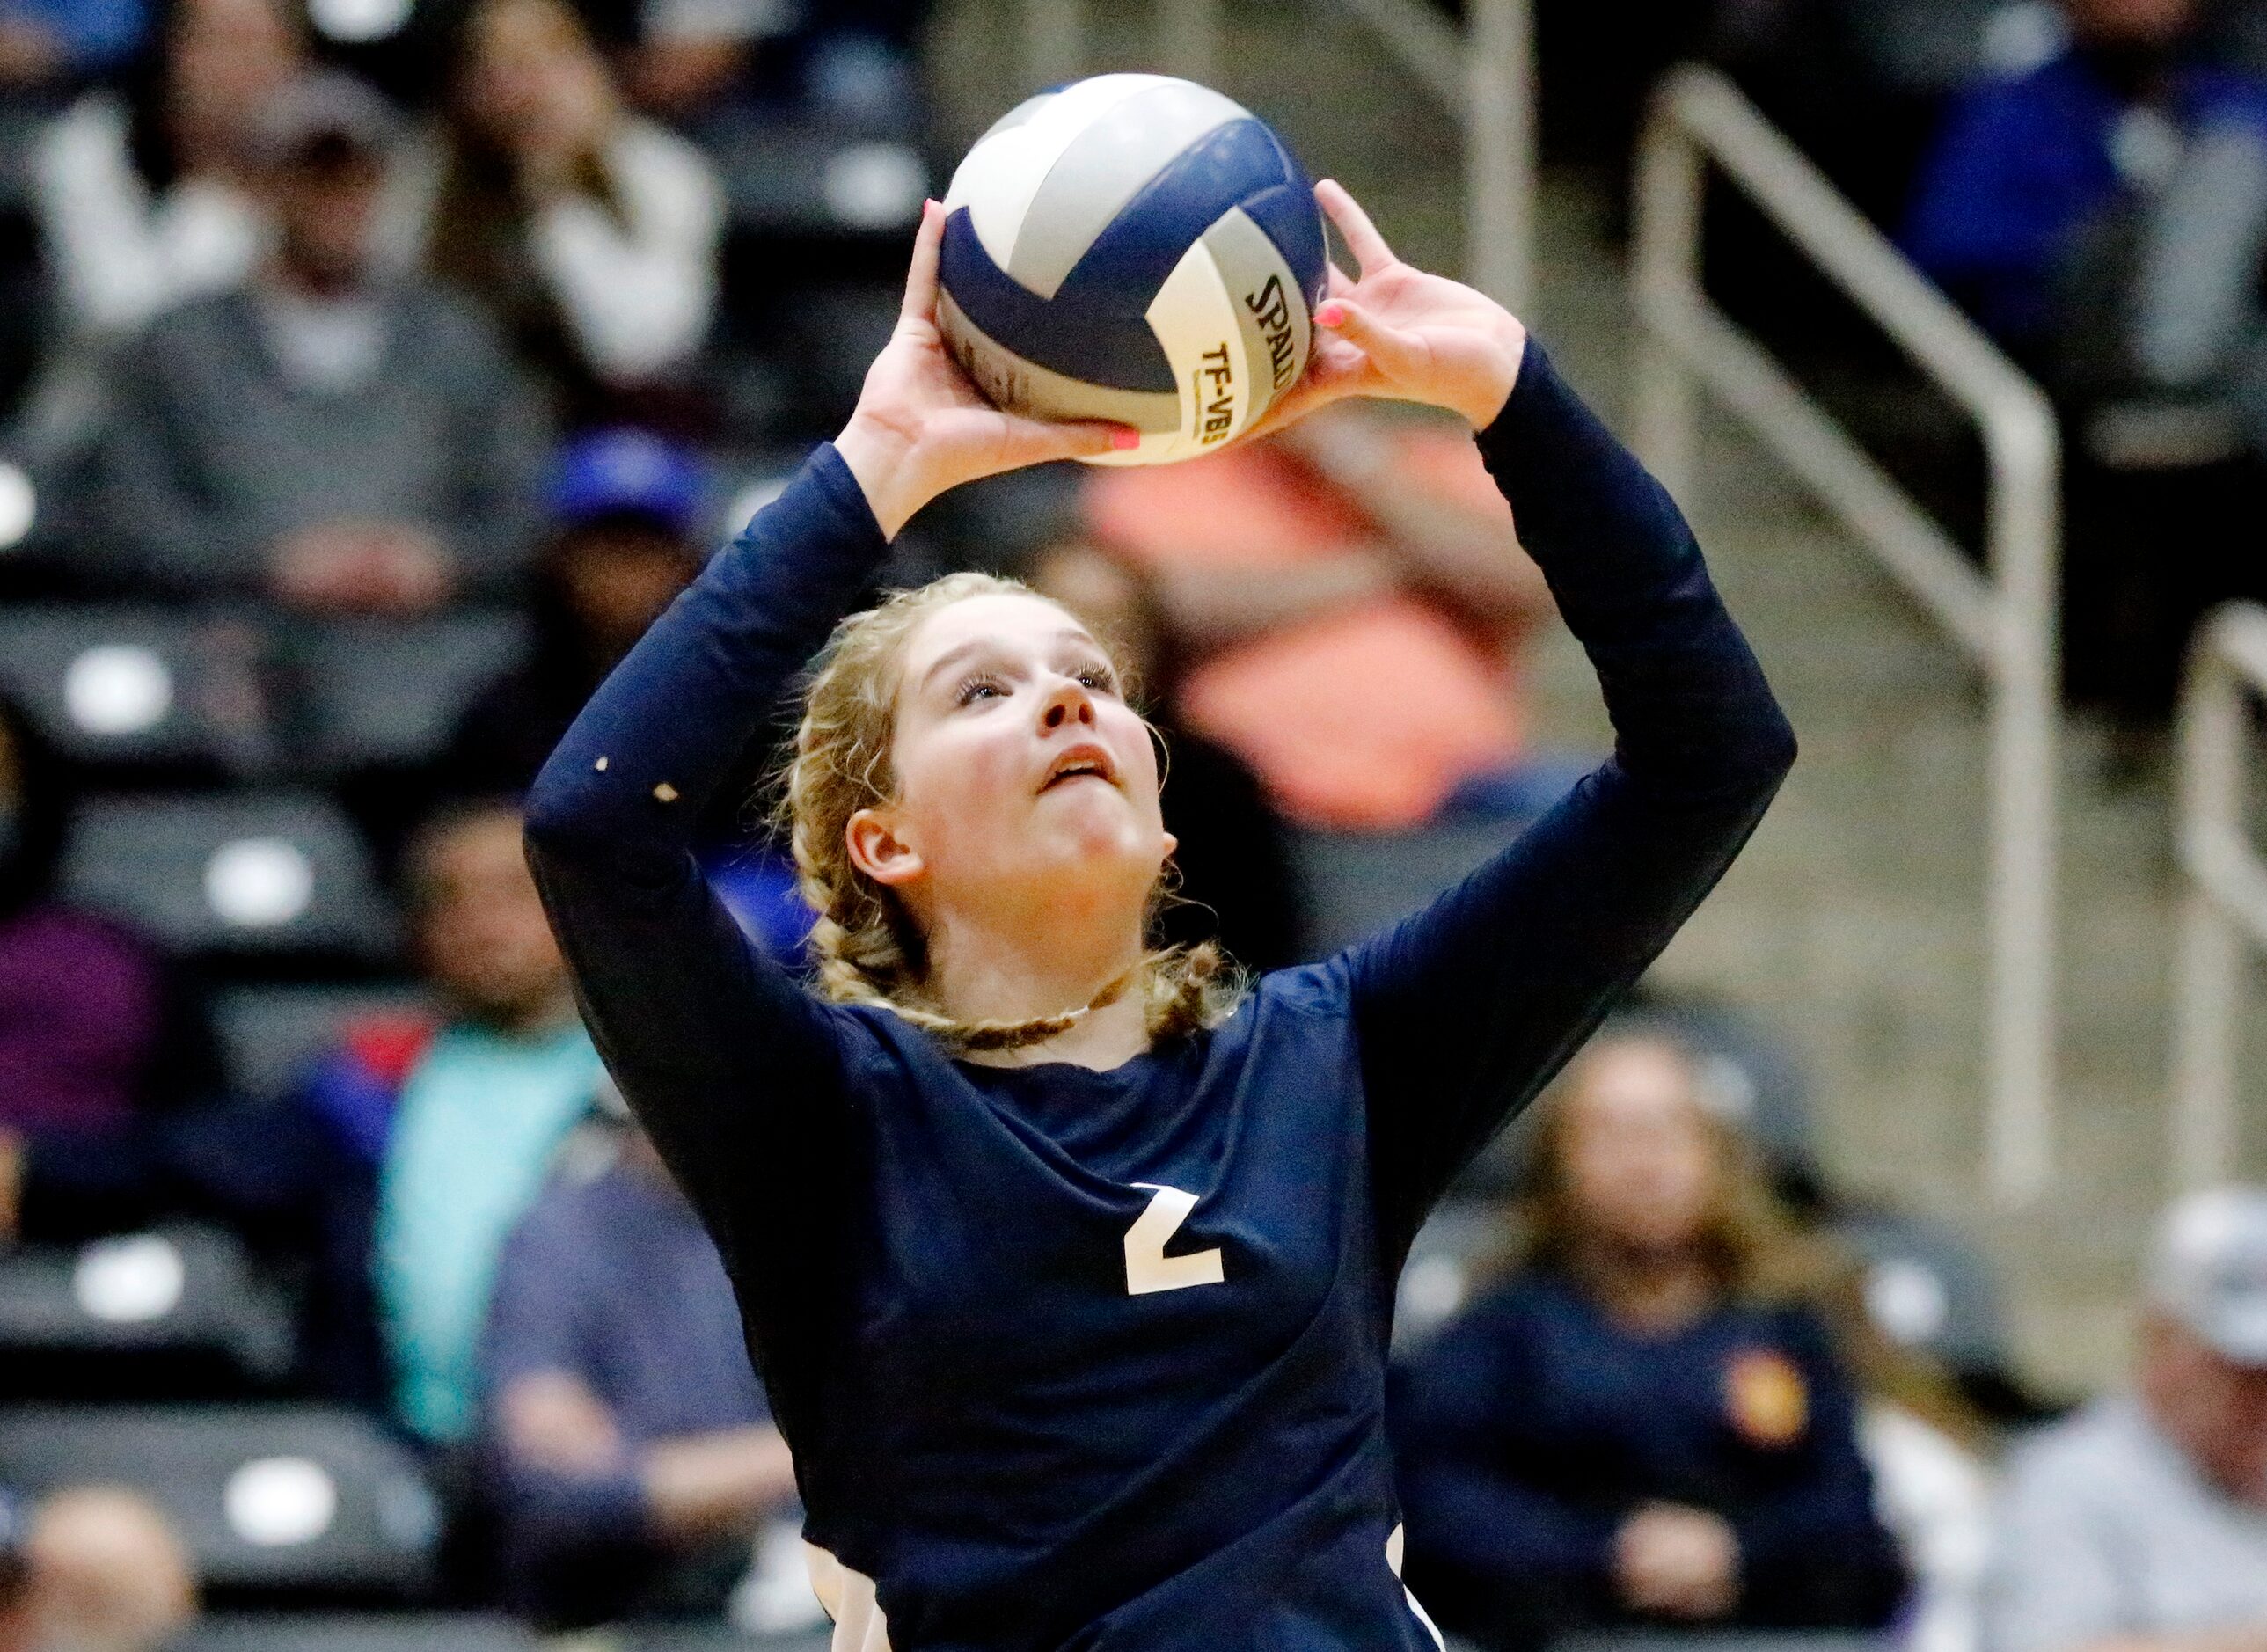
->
1017;0;1534;311
2169;603;2267;1190
1633;64;2063;1206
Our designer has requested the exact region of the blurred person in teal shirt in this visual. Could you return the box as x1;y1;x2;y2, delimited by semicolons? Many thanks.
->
293;800;603;1445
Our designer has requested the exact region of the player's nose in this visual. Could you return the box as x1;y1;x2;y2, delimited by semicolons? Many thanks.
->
1040;678;1096;730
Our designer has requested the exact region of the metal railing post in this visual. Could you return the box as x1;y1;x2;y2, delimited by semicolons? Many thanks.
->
1157;0;1222;84
1632;103;1702;505
1632;66;2063;1205
1465;0;1534;312
1329;0;1535;313
1983;417;2061;1205
2168;605;2267;1189
1025;0;1083;89
2173;650;2242;1188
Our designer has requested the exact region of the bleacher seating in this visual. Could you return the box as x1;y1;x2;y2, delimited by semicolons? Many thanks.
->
0;604;274;780
1392;1199;1509;1358
173;1616;538;1652
1290;817;1530;958
1831;1205;2013;1382
271;613;530;776
0;1224;294;1401
60;791;398;970
213;983;434;1105
0;1406;440;1600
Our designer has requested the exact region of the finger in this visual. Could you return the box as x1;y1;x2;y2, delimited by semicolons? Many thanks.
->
999;414;1139;465
899;199;945;326
1244;340;1371;440
1316;179;1397;276
1313;296;1422;378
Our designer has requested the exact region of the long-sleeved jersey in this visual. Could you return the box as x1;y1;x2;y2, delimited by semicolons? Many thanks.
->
523;342;1798;1652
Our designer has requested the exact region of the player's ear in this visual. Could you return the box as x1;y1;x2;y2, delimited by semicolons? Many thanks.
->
846;807;925;888
1160;830;1178;863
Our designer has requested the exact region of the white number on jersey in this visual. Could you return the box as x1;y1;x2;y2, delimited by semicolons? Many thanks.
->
1123;1183;1225;1296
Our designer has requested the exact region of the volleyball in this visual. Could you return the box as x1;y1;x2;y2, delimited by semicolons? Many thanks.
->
937;74;1329;467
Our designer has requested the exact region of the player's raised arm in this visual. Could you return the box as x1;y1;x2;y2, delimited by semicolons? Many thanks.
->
1296;183;1798;1254
523;201;1133;1243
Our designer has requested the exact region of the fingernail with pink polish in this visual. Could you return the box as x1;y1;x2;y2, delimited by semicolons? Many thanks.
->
1315;303;1347;328
1110;428;1141;451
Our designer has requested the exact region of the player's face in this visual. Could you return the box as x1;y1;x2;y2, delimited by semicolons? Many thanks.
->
867;592;1170;933
1559;1042;1716;1254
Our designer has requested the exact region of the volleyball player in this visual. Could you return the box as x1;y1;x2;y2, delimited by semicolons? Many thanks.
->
523;181;1797;1652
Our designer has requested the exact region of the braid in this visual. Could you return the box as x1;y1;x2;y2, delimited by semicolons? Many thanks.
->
774;572;1247;1056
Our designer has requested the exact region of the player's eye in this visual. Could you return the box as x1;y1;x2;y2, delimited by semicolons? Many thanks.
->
1077;667;1118;694
954;673;1007;706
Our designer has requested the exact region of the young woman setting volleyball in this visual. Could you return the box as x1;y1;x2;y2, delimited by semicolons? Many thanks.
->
523;180;1797;1652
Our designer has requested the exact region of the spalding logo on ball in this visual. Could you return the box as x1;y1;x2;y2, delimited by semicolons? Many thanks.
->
939;73;1328;467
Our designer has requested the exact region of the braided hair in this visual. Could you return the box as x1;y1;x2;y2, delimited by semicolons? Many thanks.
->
774;571;1244;1054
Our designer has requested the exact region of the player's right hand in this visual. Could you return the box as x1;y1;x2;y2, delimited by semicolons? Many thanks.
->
835;200;1138;540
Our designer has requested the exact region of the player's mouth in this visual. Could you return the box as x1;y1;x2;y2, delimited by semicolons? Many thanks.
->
1038;743;1119;794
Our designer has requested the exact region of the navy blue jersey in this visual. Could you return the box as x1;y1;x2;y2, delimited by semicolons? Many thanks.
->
523;344;1796;1652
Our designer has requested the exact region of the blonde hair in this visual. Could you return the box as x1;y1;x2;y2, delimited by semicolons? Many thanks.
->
775;570;1244;1054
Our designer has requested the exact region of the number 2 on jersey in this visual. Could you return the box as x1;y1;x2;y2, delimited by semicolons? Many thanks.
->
1123;1184;1225;1296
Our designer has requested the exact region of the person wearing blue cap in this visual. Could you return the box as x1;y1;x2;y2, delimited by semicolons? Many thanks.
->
436;428;708;798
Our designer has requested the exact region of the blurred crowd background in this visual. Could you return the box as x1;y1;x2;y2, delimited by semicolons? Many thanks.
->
1;0;2266;1649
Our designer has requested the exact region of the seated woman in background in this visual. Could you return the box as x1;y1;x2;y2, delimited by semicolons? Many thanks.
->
0;693;237;1247
33;0;305;345
1393;1029;1908;1652
425;0;722;426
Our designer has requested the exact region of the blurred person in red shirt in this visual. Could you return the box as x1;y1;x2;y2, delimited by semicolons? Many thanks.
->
1075;406;1554;832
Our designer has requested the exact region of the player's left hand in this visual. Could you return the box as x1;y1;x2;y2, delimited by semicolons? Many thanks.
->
1251;179;1528;437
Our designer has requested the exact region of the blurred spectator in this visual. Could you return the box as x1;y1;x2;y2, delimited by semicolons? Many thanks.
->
33;0;304;343
295;800;602;1443
1075;407;1554;831
0;692;241;1247
1906;0;2267;411
1394;1032;1906;1652
426;0;723;422
94;69;548;610
0;0;150;99
0;1485;195;1652
437;427;705;797
1905;0;2267;734
574;0;926;132
481;1093;801;1627
1985;1186;2267;1652
1025;539;1304;972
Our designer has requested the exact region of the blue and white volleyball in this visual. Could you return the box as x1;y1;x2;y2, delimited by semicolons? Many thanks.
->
938;75;1328;467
